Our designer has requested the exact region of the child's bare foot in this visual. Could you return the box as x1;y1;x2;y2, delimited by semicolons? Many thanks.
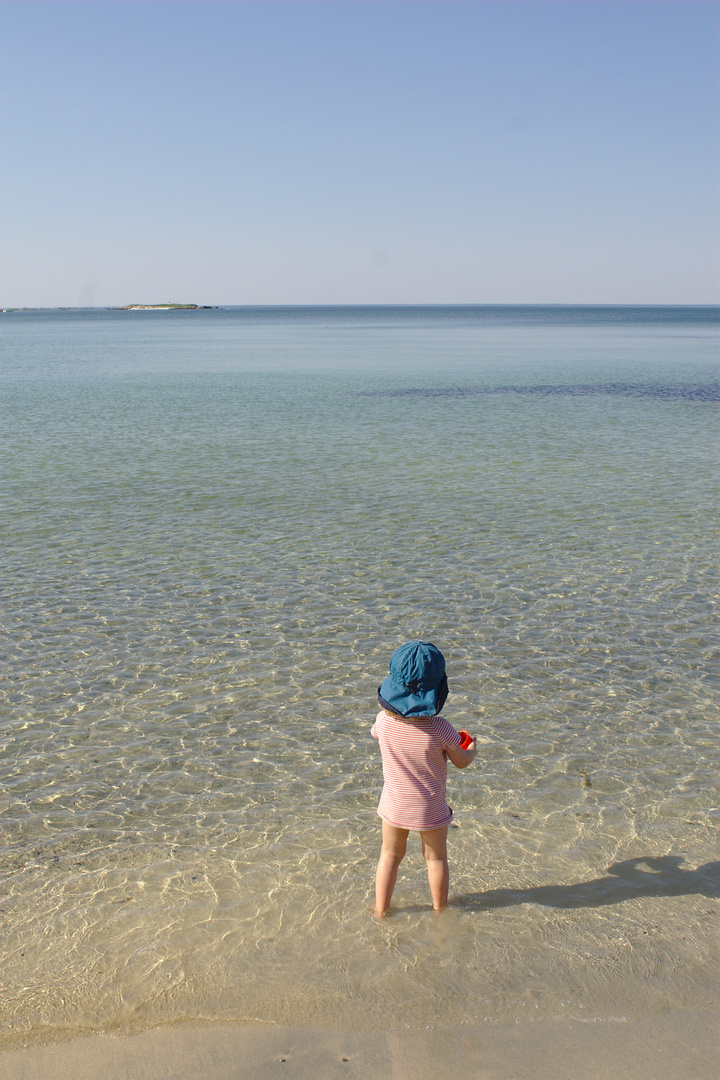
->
432;904;448;916
373;907;391;919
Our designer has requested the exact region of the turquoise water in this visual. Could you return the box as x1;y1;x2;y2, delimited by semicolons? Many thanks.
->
2;306;718;1047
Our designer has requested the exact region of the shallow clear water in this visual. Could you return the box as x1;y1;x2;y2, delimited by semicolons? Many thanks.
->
2;306;718;1047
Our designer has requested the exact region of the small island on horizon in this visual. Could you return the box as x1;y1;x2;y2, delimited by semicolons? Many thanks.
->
118;303;217;310
2;303;218;313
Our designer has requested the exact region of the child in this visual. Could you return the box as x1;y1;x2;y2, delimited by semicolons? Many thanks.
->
371;640;477;917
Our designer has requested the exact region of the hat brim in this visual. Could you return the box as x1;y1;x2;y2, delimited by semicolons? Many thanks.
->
378;674;448;718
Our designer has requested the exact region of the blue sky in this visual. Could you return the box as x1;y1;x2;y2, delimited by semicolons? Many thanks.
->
2;1;717;306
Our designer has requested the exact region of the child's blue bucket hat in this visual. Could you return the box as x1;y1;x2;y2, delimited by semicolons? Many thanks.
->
378;640;449;718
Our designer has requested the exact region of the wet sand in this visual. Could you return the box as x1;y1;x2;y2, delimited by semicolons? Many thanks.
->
3;1010;718;1080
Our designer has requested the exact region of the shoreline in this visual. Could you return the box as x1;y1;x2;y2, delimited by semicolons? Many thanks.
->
3;1011;717;1080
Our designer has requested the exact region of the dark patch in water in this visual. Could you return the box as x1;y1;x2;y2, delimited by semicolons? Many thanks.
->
364;383;719;402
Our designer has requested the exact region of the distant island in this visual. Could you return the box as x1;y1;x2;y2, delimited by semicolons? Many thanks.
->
2;304;218;313
118;303;217;310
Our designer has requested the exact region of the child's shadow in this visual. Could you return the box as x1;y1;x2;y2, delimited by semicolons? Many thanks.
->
451;856;719;911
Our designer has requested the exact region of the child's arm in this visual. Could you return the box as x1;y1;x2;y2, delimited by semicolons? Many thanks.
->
447;738;477;769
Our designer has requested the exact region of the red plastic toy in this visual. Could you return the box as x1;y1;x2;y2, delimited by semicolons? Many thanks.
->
458;729;473;749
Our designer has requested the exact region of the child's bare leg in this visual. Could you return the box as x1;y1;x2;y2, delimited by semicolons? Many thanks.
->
420;825;449;910
374;821;408;917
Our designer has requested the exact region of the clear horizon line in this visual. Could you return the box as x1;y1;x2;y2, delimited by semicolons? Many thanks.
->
3;301;719;311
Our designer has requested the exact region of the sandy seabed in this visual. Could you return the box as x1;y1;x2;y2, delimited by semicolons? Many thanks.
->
3;1010;718;1080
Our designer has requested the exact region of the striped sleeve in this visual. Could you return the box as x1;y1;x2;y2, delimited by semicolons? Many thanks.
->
435;716;462;750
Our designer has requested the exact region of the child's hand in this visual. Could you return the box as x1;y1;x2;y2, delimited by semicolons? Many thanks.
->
447;738;477;769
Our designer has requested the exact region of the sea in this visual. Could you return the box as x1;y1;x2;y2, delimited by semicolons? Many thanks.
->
2;305;718;1049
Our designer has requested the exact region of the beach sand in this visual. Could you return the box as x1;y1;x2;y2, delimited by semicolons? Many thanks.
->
3;1010;717;1080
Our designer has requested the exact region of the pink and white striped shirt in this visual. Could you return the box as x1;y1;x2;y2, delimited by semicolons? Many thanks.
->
371;710;462;831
